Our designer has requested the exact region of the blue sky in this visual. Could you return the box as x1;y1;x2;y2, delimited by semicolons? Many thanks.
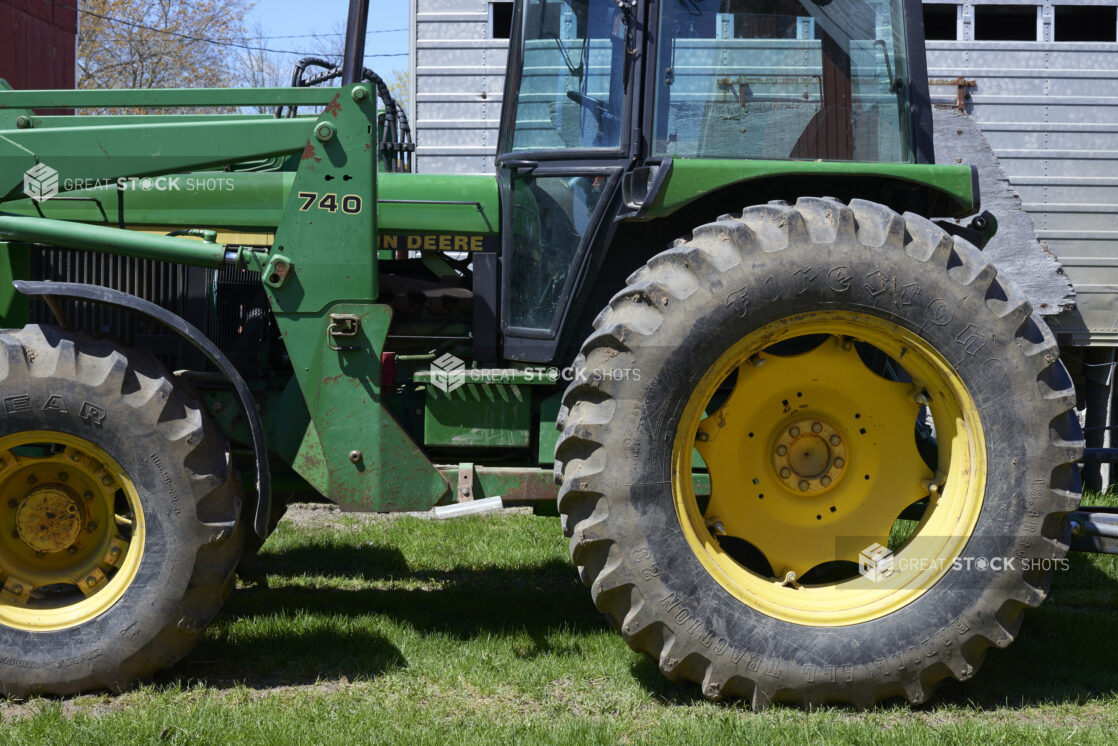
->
245;0;411;66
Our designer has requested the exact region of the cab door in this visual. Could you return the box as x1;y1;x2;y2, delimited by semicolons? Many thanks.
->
496;0;638;363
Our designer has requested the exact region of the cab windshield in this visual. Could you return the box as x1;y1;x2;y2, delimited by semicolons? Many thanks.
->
653;0;915;162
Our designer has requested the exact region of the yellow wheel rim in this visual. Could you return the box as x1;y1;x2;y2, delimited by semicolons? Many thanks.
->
673;311;985;626
0;431;145;631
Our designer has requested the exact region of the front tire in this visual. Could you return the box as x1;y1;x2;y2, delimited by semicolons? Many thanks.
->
0;325;242;696
556;198;1081;707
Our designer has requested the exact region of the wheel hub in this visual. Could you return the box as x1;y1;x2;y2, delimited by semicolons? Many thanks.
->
15;485;84;554
771;418;846;494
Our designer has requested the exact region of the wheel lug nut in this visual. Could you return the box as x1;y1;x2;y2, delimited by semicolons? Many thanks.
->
788;426;800;437
86;521;97;533
7;498;17;509
820;476;832;487
58;471;68;481
26;475;36;485
779;467;791;478
83;491;93;501
830;435;841;446
833;458;845;468
811;422;822;433
798;480;809;491
776;445;787;456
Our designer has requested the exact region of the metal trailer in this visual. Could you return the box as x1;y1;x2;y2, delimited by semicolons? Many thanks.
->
412;0;513;174
923;0;1118;490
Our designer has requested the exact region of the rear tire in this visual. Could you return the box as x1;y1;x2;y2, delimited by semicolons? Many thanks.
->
0;325;242;695
556;198;1081;707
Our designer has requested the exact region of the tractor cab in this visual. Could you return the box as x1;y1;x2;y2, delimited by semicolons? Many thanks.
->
495;0;934;361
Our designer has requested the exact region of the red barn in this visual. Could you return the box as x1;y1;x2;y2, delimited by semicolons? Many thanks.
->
0;0;77;92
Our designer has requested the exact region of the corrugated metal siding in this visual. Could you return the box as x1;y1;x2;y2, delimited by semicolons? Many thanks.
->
0;0;77;98
926;0;1118;343
413;0;508;173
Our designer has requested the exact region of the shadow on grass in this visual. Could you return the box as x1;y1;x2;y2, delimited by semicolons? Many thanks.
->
161;539;1118;708
241;542;413;582
934;552;1118;709
159;549;604;690
162;626;407;690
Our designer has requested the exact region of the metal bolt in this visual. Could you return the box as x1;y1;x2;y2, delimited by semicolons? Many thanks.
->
86;521;97;533
70;452;81;462
776;445;787;456
26;475;36;485
781;570;798;588
696;430;709;442
66;546;77;555
829;435;841;446
34;551;45;557
820;476;832;487
789;426;800;437
1069;519;1083;537
349;450;362;463
212;401;224;413
85;576;96;587
58;471;68;482
798;480;809;491
779;467;791;478
833;458;845;468
101;477;112;486
314;122;336;142
11;584;22;594
83;491;93;501
110;546;121;556
352;86;369;102
914;392;931;405
811;422;823;433
15;116;30;129
7;498;17;509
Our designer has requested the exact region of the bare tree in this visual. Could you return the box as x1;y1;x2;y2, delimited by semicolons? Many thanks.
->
78;0;253;112
238;20;285;113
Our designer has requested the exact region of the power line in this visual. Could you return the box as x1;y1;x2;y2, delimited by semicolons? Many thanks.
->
243;28;408;41
39;0;409;58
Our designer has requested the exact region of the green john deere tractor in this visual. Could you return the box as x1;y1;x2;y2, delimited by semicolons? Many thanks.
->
0;0;1097;708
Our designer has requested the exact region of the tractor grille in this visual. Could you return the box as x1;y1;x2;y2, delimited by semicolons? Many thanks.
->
27;247;268;374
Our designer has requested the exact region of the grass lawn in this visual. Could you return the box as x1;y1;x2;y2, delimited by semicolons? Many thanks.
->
2;499;1118;744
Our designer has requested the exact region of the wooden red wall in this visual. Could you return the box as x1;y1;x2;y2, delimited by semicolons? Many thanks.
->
0;0;78;91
